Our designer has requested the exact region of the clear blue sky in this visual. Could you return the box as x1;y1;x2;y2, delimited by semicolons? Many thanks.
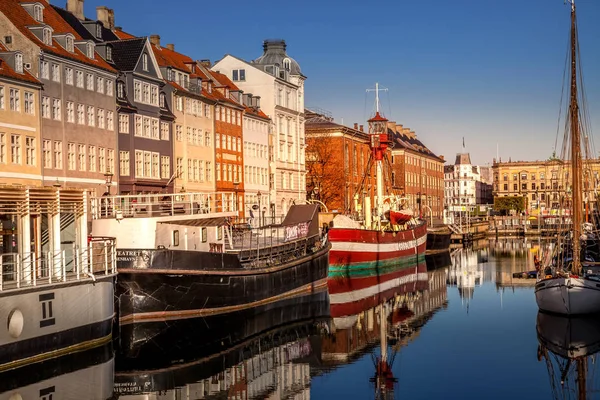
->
65;0;600;166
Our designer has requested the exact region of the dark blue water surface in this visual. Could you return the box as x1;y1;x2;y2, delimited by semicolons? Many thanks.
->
2;239;599;399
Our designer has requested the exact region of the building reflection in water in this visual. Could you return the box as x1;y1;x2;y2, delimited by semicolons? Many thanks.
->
319;255;450;399
536;312;600;400
491;238;554;290
113;288;331;399
446;246;487;310
0;344;114;400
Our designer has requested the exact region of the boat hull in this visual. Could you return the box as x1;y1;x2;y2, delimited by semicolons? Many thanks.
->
116;244;330;323
426;226;451;252
327;222;427;280
0;275;115;372
535;277;600;315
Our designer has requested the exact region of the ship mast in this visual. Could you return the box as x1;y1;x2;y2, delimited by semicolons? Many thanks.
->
367;83;391;229
568;0;582;275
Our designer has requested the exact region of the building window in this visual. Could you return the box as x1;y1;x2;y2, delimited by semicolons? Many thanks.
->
119;114;130;133
144;152;151;177
134;150;142;177
97;77;104;94
134;80;141;102
99;147;106;173
86;73;94;91
43;28;52;45
107;111;114;131
151;119;159;139
134;115;142;136
10;134;21;164
66;36;74;52
161;156;170;179
117;82;125;98
33;4;43;22
51;98;61;120
106;80;113;96
77;103;84;124
142;117;150;138
175;125;182;141
160;122;169;140
0;86;4;109
87;43;94;58
76;70;83;88
67;143;76;170
78;144;86;171
24;136;35;166
107;149;114;174
9;89;20;112
87;106;95;127
120;151;130;176
15;53;23;73
142;83;150;103
51;63;60;82
151;86;158;105
0;133;5;163
65;67;73;85
24;92;34;115
106;46;112;61
88;145;96;172
97;109;105;129
40;61;49;79
53;141;62;169
142;53;148;71
43;140;51;168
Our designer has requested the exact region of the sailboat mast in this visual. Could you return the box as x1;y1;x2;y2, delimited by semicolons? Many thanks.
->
375;84;384;224
570;0;583;274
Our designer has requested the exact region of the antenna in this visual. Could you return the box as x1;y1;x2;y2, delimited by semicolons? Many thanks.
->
366;82;388;115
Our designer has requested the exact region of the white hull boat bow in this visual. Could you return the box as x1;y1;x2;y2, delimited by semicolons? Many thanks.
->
535;276;600;315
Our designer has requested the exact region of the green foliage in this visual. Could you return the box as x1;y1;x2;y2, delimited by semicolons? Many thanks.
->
493;196;525;215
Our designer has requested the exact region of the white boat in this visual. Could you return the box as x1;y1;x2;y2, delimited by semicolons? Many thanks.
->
534;0;600;316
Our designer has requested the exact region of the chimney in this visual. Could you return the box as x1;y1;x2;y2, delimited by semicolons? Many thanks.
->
166;44;175;51
440;155;445;161
96;6;114;29
359;125;364;132
409;130;416;138
396;124;403;131
67;0;85;20
353;123;358;130
149;34;160;47
198;59;211;68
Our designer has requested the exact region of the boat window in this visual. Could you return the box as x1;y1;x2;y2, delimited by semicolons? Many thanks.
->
173;230;179;247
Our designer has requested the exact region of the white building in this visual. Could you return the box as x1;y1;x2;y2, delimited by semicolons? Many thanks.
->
444;152;493;224
241;93;271;225
213;39;307;218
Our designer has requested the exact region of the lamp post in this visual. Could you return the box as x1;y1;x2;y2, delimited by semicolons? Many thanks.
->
103;172;113;195
233;181;240;216
257;191;262;227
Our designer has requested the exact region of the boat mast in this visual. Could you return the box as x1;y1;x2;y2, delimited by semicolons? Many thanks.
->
569;0;583;275
367;83;391;229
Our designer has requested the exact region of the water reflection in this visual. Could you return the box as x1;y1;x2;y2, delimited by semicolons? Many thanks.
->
536;312;600;400
0;344;114;400
113;288;330;399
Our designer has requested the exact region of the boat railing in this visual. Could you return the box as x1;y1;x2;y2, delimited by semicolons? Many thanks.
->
90;191;237;219
0;238;116;292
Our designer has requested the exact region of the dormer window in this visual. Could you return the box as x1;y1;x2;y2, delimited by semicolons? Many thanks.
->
96;24;102;39
142;54;148;71
167;68;173;81
66;35;74;52
86;43;94;59
283;58;291;71
117;82;125;98
42;27;52;45
160;93;166;108
15;53;23;74
33;4;43;22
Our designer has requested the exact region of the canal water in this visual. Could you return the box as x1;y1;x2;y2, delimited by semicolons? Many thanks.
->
2;238;599;399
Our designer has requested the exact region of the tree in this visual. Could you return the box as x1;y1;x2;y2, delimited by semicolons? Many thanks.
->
306;133;347;211
493;196;526;215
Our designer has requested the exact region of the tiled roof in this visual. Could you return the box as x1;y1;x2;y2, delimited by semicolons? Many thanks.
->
389;128;443;162
51;5;120;42
198;66;243;108
105;37;146;72
0;43;41;85
113;29;136;40
0;0;116;73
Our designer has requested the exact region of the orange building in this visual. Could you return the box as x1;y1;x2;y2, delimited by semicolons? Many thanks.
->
197;64;245;218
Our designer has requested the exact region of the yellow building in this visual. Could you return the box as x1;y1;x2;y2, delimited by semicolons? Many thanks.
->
492;159;600;215
151;41;216;193
0;44;43;186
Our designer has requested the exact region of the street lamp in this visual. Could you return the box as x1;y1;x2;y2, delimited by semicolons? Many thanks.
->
103;172;113;195
233;181;240;215
257;191;262;227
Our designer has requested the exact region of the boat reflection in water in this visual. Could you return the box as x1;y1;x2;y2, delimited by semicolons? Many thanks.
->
113;288;330;399
0;343;114;400
321;257;448;399
536;312;600;400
